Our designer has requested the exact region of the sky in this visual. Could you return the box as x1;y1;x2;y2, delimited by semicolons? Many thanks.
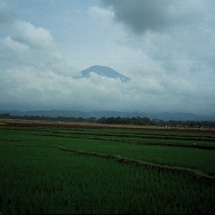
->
0;0;215;115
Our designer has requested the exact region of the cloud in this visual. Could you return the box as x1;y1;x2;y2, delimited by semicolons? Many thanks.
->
101;0;211;34
88;5;114;25
13;21;55;50
100;1;215;99
0;20;75;76
0;18;133;112
0;19;83;110
1;1;215;115
1;59;215;114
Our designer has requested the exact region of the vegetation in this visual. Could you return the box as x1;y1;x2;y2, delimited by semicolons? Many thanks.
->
1;113;215;128
0;122;215;214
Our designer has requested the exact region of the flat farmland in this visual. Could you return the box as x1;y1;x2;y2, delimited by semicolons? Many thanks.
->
0;119;215;214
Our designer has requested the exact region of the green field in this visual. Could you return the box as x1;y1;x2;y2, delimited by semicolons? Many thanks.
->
0;121;215;214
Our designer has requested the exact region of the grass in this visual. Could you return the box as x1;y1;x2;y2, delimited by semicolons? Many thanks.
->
0;122;215;214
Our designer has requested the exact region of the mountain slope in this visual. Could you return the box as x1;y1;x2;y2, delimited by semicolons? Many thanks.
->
80;65;130;83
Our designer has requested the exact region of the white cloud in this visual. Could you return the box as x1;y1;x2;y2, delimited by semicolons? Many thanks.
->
13;21;55;50
0;20;78;76
88;5;114;25
1;36;29;53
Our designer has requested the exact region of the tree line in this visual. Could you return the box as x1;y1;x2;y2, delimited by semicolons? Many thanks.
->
1;113;215;128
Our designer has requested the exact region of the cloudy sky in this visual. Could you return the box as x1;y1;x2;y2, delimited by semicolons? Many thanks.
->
0;0;215;115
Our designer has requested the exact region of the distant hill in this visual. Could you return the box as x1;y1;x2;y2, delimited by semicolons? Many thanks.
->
1;110;215;121
80;65;130;83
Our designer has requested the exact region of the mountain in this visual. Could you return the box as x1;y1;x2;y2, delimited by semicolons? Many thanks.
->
148;112;215;121
1;110;215;121
80;65;130;83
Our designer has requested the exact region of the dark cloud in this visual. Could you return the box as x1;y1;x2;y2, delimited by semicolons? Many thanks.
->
101;0;207;34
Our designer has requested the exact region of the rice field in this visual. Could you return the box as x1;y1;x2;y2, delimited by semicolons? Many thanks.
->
0;120;215;214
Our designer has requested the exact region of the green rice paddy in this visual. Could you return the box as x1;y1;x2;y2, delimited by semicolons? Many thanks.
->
0;121;215;214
